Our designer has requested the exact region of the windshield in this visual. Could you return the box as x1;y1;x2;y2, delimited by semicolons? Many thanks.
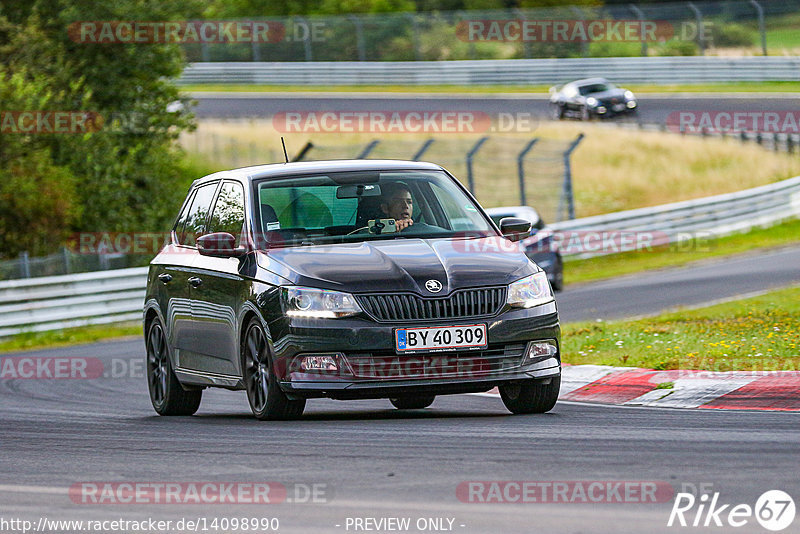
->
253;170;495;248
578;82;615;95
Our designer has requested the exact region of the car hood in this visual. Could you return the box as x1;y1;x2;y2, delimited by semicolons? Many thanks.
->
257;237;536;294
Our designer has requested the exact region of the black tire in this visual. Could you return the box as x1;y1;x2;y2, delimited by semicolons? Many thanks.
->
390;395;435;410
499;376;560;414
145;319;202;416
550;255;564;292
550;104;564;120
242;318;305;420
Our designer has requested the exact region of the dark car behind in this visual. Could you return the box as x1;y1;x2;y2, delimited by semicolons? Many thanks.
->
550;77;638;120
485;206;563;291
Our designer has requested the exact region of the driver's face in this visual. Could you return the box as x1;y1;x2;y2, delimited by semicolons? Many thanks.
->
383;191;413;220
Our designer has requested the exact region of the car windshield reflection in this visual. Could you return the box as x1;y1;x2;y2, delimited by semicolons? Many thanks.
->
254;170;495;248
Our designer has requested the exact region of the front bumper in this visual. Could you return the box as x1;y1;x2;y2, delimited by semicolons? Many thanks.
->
593;101;637;117
283;361;560;400
268;301;561;400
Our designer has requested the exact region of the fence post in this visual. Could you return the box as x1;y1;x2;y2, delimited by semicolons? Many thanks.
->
61;246;71;274
629;4;648;56
466;137;489;194
561;133;584;221
19;251;30;279
348;15;367;61
405;13;422;61
688;2;705;55
749;0;767;56
292;141;314;162
514;9;532;59
412;139;435;161
295;17;313;61
357;140;380;159
457;11;477;60
516;138;539;206
570;6;589;58
251;41;261;62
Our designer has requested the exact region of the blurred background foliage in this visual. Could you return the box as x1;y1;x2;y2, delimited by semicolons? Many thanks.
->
0;0;212;259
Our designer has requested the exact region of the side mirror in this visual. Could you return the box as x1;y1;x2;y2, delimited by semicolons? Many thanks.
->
197;232;247;258
499;217;532;243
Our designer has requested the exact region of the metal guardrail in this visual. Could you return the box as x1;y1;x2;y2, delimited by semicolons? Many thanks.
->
0;267;148;338
1;174;799;336
178;56;800;86
549;174;800;257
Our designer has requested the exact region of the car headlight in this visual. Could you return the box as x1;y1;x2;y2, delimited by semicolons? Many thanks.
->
586;97;598;107
281;287;362;318
624;90;635;100
507;272;553;309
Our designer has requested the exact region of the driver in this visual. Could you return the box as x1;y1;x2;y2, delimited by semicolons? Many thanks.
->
379;182;414;231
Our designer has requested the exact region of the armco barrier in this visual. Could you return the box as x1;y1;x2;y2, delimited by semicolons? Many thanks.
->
549;174;800;257
0;267;148;338
1;175;799;336
178;56;800;86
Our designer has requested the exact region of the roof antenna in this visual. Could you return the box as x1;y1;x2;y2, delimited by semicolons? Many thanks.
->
281;137;289;164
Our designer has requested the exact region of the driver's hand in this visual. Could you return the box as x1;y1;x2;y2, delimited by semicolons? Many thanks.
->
395;218;413;231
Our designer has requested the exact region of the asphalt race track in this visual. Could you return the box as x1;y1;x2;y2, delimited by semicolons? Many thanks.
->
1;353;798;534
192;92;800;127
2;248;799;533
558;245;800;323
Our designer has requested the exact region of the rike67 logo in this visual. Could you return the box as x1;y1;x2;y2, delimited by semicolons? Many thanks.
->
668;490;795;531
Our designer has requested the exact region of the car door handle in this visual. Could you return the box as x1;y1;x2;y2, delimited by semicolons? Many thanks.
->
157;273;172;284
188;277;203;288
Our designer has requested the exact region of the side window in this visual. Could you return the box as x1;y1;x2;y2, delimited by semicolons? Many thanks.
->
173;190;196;243
208;182;246;246
178;182;219;246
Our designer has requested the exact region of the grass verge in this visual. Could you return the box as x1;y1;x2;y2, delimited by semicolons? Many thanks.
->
561;285;800;371
182;81;799;94
0;322;142;353
565;218;800;285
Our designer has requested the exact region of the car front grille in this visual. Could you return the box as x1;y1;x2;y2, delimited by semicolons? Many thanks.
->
356;287;506;322
343;344;526;379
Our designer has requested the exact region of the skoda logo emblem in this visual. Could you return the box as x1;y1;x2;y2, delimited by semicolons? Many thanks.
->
425;280;443;293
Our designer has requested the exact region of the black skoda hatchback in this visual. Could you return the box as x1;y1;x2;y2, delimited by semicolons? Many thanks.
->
143;160;561;420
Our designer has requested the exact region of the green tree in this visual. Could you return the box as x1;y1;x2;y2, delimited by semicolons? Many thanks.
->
0;67;81;257
0;0;202;259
